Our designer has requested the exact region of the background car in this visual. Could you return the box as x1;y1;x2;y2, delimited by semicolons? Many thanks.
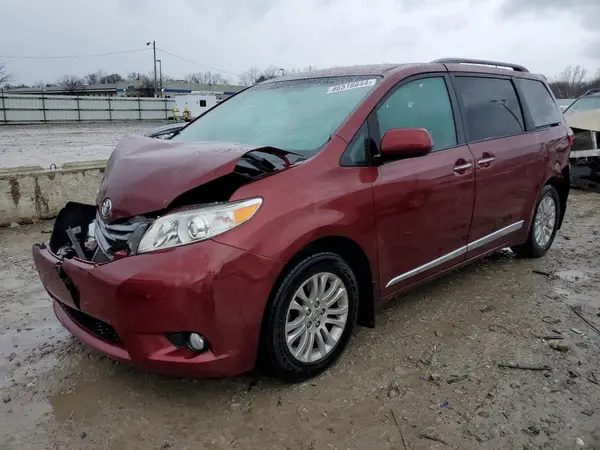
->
144;122;187;140
564;89;600;191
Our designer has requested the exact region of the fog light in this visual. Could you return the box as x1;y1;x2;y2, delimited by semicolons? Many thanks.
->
188;333;206;352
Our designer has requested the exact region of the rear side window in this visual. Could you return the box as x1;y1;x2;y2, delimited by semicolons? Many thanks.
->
517;79;562;128
454;77;524;142
376;77;457;151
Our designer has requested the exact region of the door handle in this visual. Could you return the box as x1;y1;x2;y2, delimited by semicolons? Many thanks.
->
478;157;495;165
453;162;473;173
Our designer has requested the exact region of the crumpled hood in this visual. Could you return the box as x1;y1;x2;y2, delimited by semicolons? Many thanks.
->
97;134;262;222
565;110;600;132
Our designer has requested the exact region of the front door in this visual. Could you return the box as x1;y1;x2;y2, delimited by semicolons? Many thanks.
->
371;75;476;297
452;75;546;257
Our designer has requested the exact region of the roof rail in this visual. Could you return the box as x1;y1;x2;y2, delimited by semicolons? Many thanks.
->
583;88;600;96
431;58;529;73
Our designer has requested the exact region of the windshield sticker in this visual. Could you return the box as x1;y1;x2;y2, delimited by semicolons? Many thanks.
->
327;79;377;94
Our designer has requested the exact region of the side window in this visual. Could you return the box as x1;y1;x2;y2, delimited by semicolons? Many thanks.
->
376;77;457;151
454;76;524;142
340;121;370;166
517;78;563;128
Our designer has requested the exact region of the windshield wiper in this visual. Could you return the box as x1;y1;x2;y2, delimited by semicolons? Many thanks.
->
243;152;277;173
256;147;309;167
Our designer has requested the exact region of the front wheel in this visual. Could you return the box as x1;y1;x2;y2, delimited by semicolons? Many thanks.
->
511;185;560;258
260;252;359;381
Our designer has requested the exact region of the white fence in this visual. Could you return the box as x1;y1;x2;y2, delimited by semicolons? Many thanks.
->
0;93;176;123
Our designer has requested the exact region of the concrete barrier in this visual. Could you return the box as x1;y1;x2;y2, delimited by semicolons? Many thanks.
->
0;161;106;225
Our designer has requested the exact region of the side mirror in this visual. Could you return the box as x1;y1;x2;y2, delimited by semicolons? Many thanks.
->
380;128;433;159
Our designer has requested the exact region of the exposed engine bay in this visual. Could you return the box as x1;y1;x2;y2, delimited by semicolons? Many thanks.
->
49;202;153;263
48;138;305;263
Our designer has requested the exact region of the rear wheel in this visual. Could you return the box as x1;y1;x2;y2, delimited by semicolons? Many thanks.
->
260;252;359;381
511;185;560;258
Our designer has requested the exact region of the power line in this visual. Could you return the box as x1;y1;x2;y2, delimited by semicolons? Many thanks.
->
156;47;240;77
0;48;149;59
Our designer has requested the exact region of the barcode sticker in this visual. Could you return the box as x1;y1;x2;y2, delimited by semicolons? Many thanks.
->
327;79;377;94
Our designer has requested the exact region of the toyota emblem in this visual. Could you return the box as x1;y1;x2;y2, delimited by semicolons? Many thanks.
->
101;198;112;218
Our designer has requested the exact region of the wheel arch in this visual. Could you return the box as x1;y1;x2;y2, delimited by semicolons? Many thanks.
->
263;235;376;332
545;165;570;229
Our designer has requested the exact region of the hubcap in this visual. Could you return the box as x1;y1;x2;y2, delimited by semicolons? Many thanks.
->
285;272;349;363
533;195;557;248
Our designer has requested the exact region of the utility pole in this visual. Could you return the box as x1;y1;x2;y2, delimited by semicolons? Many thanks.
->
156;59;163;97
146;41;158;97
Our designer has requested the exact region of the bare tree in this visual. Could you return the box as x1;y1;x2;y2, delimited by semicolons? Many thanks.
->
287;65;317;74
32;80;46;88
4;83;29;90
136;75;155;97
127;72;145;82
589;70;600;92
0;62;14;87
549;65;588;98
239;67;261;86
186;71;230;85
100;73;123;84
85;69;107;85
260;65;281;80
56;75;85;95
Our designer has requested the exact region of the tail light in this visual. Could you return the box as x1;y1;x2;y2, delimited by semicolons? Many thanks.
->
567;127;574;149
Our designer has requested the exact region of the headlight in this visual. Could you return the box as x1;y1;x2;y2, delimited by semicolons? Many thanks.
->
137;198;262;254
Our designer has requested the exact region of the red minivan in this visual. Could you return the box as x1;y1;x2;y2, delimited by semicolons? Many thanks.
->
33;58;571;381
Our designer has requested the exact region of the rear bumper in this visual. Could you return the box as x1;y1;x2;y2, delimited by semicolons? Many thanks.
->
33;240;284;378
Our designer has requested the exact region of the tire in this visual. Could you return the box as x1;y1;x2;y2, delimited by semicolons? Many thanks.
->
260;252;359;382
511;185;560;258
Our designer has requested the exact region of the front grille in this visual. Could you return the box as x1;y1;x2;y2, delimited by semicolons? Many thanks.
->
60;302;121;344
94;213;150;259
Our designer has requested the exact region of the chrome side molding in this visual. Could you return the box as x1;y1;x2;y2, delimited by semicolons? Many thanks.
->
385;220;524;288
385;246;467;288
466;221;523;252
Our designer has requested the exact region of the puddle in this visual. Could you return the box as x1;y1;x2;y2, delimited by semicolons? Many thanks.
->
554;269;588;282
563;291;600;309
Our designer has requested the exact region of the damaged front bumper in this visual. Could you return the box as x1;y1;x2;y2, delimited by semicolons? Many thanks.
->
32;206;285;378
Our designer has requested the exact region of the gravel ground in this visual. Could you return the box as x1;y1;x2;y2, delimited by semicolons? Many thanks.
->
1;190;599;450
0;122;168;169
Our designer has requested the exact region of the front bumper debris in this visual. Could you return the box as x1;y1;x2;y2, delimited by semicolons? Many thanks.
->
32;225;284;378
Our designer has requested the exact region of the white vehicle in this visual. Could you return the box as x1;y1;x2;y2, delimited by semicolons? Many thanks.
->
564;90;600;160
564;90;600;190
174;93;219;120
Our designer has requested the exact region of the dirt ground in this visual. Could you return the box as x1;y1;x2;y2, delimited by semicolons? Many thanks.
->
0;122;168;169
1;191;599;450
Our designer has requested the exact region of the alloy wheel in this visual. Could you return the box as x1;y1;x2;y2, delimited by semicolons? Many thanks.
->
533;195;557;248
284;272;349;363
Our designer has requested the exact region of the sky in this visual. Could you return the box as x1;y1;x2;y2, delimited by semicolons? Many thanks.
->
1;0;600;86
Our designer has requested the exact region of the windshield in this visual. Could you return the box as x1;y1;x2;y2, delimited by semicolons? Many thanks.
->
172;76;380;154
564;96;600;116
